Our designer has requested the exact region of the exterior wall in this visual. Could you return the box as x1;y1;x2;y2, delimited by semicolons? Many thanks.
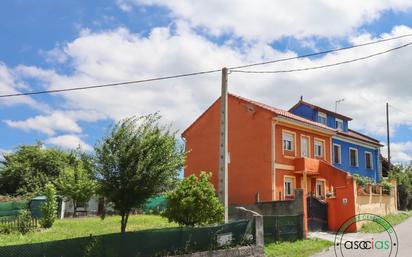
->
317;162;357;232
290;103;349;131
355;182;397;217
274;122;332;200
332;137;380;182
290;104;315;121
183;95;273;204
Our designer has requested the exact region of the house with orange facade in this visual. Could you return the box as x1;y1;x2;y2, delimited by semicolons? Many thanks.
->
182;94;388;233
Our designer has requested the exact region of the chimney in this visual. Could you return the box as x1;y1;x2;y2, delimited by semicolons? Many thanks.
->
300;95;303;101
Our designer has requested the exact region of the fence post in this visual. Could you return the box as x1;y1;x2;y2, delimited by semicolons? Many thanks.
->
254;215;264;247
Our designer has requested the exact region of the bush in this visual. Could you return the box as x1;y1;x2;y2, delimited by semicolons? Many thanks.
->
353;174;372;188
162;172;224;226
17;209;33;234
381;180;394;194
39;183;58;228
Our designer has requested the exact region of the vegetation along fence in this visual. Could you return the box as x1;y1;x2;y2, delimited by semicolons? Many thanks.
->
263;214;304;241
0;219;255;257
0;215;38;231
0;200;29;217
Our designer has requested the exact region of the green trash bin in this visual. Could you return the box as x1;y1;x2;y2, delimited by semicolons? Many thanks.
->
29;196;46;218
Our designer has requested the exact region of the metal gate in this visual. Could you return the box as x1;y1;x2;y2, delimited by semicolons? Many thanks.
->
307;196;328;231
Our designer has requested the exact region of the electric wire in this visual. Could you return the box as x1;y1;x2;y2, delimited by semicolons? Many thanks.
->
1;33;412;98
231;41;412;74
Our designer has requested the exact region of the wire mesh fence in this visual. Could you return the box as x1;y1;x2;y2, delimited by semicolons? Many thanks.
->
263;214;304;241
0;219;255;257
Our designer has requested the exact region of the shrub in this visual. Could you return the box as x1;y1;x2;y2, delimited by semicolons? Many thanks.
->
381;180;394;194
162;172;224;227
353;174;372;188
17;209;33;234
39;183;58;229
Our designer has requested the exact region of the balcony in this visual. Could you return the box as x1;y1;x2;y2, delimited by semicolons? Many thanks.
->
294;157;321;176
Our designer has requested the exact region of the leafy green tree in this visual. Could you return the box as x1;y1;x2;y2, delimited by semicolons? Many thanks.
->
389;164;412;210
95;114;185;233
57;164;97;217
0;143;71;196
162;172;224;227
40;183;58;228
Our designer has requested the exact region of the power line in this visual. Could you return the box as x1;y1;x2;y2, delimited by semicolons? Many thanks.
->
0;69;221;98
231;41;412;74
1;33;412;98
389;104;412;117
229;32;412;70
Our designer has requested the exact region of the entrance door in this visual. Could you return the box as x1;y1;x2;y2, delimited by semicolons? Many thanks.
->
301;136;309;157
307;196;328;231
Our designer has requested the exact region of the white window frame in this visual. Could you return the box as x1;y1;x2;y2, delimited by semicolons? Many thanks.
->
283;132;294;151
335;118;344;131
314;140;324;158
315;179;325;198
284;177;295;197
365;151;373;170
349;147;359;167
300;135;310;158
333;144;341;164
317;112;327;125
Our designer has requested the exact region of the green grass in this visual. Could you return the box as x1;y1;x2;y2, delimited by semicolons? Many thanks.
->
0;215;176;246
360;212;412;233
265;238;333;257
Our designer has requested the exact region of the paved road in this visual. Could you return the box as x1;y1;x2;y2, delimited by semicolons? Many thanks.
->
310;216;412;257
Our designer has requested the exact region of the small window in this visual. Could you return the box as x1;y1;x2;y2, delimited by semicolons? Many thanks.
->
333;144;341;164
284;177;294;196
283;132;294;151
349;148;358;167
314;140;323;158
317;112;327;125
365;152;373;169
335;118;344;131
316;180;325;198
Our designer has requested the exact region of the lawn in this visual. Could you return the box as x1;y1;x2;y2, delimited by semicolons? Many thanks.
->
0;215;177;246
360;211;412;233
265;238;333;257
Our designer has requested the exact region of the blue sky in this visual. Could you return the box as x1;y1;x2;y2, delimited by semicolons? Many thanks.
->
1;1;412;162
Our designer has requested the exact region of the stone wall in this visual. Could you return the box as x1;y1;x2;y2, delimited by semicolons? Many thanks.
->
171;215;265;257
355;181;397;217
171;245;264;257
228;189;304;220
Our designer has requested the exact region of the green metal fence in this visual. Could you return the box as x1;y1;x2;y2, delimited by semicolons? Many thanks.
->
0;200;29;217
0;219;254;257
263;214;303;241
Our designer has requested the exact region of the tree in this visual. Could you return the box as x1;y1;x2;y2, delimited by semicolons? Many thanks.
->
389;164;412;210
57;164;97;217
0;143;71;196
39;183;58;228
95;114;185;233
162;172;224;227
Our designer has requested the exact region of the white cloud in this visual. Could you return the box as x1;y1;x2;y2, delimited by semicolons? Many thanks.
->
45;134;93;152
126;0;412;42
13;24;412;140
0;62;40;107
3;110;106;136
381;141;412;163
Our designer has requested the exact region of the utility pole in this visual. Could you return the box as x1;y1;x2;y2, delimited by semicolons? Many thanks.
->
218;67;229;223
386;102;391;167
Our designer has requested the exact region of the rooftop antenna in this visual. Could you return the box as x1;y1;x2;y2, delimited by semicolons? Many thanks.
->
335;98;345;113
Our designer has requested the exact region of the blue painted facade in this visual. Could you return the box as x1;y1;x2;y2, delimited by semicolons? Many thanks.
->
332;138;380;182
290;101;381;182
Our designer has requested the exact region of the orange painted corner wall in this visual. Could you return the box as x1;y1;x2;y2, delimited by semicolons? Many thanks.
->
183;95;274;204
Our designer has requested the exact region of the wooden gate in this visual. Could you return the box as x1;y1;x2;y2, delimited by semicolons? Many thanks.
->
307;196;328;231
